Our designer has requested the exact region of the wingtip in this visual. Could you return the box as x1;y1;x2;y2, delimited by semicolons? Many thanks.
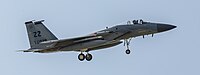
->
16;50;32;52
16;50;24;52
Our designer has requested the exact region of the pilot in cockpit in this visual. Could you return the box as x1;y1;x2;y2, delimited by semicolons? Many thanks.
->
127;19;147;25
132;20;138;24
139;19;143;24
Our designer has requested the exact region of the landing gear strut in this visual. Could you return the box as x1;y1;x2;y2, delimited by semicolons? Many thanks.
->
124;38;132;54
78;52;93;61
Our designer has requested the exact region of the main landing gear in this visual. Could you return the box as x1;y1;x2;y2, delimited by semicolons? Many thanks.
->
78;52;92;61
124;38;132;54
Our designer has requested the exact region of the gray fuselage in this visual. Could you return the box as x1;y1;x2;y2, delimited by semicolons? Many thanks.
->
59;22;175;52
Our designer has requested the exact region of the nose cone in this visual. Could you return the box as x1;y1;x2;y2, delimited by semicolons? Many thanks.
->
157;24;176;32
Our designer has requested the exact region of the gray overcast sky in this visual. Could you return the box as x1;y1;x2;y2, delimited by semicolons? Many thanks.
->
0;0;199;75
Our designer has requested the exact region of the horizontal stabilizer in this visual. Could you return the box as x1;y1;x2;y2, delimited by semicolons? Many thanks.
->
17;49;42;52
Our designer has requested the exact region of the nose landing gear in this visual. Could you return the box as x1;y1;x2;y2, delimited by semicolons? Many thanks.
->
124;38;132;54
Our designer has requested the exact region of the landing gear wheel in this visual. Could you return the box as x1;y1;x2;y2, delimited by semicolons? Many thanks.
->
78;53;85;61
86;53;92;61
126;49;131;54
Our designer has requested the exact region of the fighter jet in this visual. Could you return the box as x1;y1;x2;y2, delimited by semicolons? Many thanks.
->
20;19;176;61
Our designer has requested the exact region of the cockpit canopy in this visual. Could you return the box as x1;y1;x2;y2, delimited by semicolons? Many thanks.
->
126;19;149;25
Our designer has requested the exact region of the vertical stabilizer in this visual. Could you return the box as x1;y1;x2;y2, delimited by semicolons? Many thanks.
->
25;20;58;48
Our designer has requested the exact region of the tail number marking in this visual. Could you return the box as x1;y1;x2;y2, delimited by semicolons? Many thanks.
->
34;39;47;44
33;31;41;37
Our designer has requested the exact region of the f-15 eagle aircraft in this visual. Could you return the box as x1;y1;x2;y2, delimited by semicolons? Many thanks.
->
20;19;176;61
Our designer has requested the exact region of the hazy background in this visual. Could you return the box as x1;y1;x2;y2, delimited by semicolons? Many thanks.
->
0;0;199;75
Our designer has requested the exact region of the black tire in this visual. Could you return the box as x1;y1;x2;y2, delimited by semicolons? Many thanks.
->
86;53;92;61
126;49;131;54
78;53;85;61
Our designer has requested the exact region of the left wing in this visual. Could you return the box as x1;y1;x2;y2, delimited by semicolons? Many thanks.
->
54;35;103;47
19;35;104;53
